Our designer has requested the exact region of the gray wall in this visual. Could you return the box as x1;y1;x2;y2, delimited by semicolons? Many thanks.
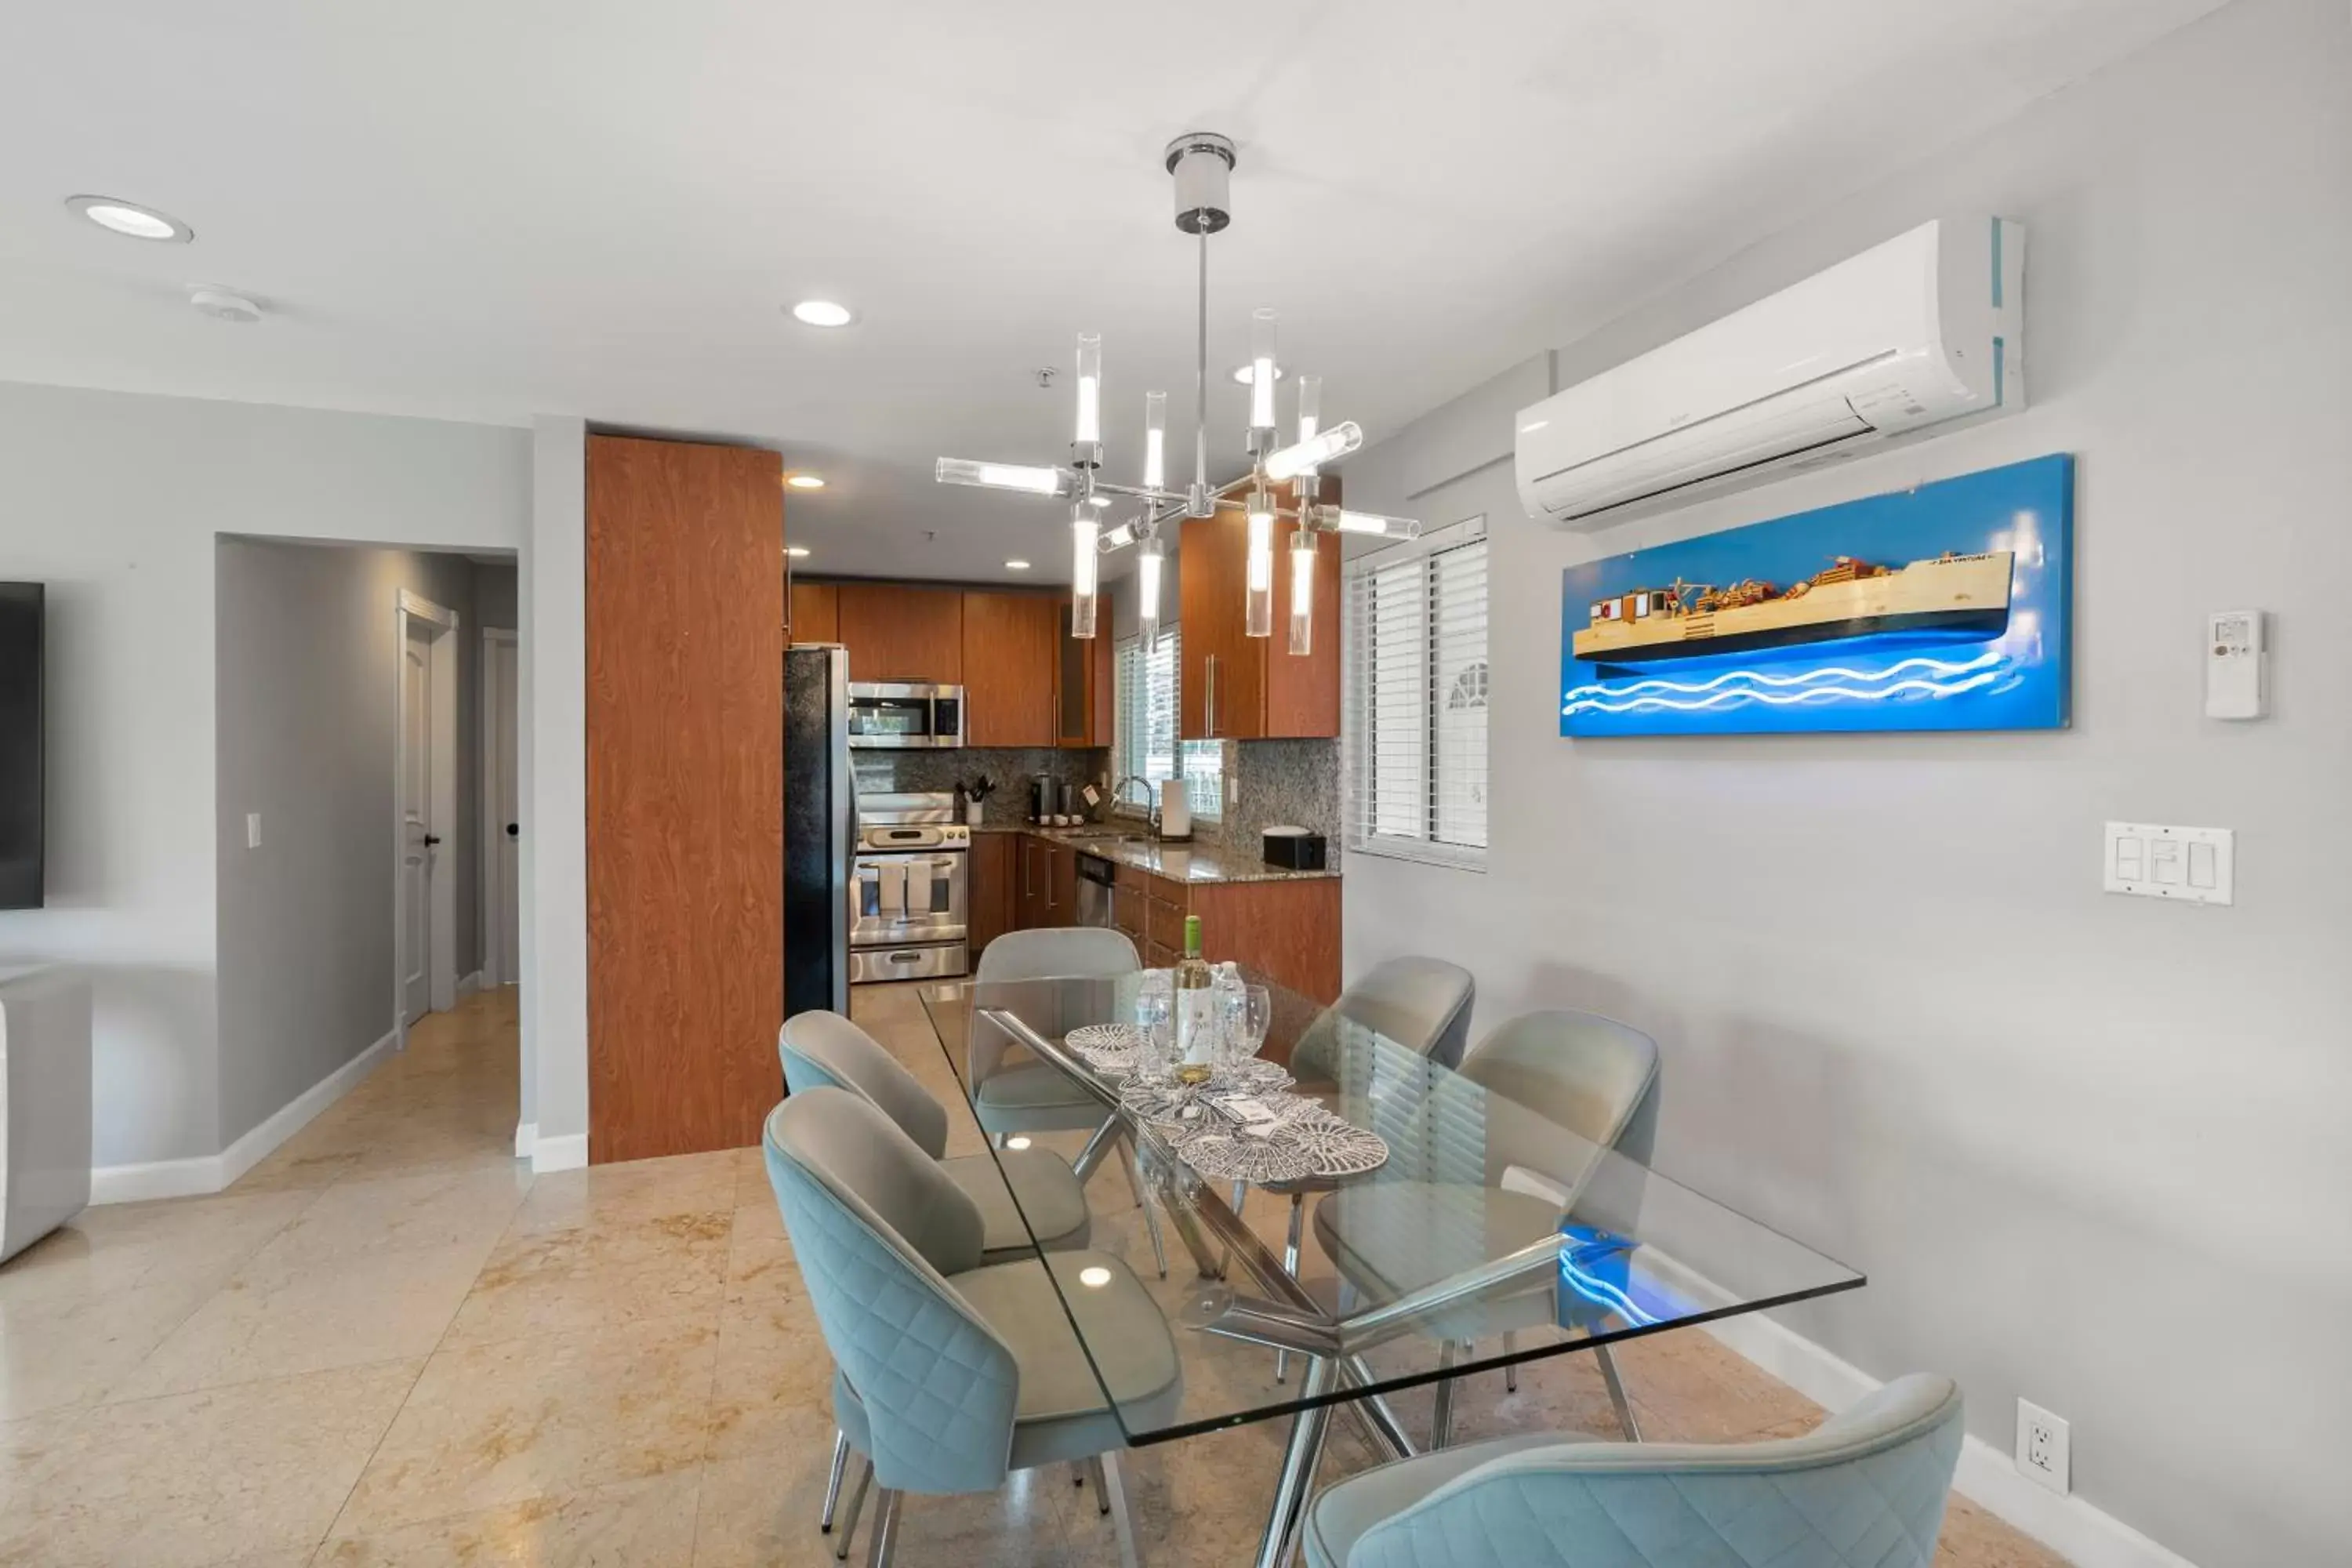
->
0;382;528;1167
1338;2;2348;1563
213;540;500;1147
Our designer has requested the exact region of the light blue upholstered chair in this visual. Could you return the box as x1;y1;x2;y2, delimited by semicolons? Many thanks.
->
764;1088;1182;1568
779;1010;1094;1537
966;927;1167;1276
1312;1009;1659;1443
1302;1374;1964;1568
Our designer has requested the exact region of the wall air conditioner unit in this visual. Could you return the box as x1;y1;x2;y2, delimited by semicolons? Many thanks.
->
1515;216;2023;528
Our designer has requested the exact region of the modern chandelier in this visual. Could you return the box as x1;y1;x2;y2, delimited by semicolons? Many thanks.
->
935;131;1420;654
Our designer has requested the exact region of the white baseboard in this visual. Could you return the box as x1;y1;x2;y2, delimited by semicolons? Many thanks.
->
530;1132;587;1174
456;969;485;1000
1700;1308;2199;1568
89;1027;397;1206
513;1121;536;1159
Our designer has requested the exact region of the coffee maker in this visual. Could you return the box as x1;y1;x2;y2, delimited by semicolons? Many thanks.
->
1029;772;1058;823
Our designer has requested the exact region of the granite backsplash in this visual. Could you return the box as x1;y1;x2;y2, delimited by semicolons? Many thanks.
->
1210;738;1341;866
851;746;1107;826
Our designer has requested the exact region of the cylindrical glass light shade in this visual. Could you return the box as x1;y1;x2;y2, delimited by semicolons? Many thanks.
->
1288;529;1317;656
1097;521;1137;553
936;457;1069;497
1138;533;1165;651
1262;420;1363;481
1073;333;1102;449
1245;494;1275;639
1070;506;1100;638
1143;390;1167;490
1296;376;1322;445
1249;309;1278;430
1331;508;1424;539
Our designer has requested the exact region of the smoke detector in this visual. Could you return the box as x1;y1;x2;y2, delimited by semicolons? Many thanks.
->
187;285;263;324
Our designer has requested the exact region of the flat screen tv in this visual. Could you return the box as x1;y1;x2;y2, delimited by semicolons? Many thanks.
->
0;583;42;909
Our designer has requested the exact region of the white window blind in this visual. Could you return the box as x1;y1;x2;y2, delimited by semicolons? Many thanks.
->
1343;517;1487;868
1114;629;1223;820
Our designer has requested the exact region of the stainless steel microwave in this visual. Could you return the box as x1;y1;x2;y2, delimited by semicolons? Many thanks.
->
846;682;964;749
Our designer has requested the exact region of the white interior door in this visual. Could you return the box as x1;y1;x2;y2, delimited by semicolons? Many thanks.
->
399;620;435;1024
492;634;521;985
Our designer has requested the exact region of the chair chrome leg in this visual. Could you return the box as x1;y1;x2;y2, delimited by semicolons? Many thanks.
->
1102;1450;1145;1568
1253;1358;1337;1568
1085;1454;1112;1515
818;1427;851;1532
1595;1341;1642;1440
1338;1355;1416;1461
1230;1178;1248;1215
1123;1142;1168;1279
833;1458;873;1560
1273;1193;1305;1383
862;1487;902;1568
1430;1340;1460;1450
990;1131;1009;1151
1504;1330;1519;1394
1071;1113;1122;1183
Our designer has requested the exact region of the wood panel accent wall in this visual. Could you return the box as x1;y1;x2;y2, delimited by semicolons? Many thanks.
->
586;434;784;1163
837;583;964;681
789;579;838;644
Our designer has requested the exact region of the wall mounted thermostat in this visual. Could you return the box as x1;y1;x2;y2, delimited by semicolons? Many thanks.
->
2205;610;2267;720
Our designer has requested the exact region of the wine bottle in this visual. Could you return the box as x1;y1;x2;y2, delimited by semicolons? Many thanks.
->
1174;914;1216;1084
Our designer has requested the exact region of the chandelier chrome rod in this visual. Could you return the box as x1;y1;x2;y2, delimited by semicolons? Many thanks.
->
1194;223;1210;514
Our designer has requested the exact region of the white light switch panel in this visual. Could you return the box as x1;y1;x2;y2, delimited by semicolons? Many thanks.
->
2105;822;2231;905
245;812;263;850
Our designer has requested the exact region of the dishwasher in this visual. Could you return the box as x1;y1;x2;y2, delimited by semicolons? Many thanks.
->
1075;851;1118;928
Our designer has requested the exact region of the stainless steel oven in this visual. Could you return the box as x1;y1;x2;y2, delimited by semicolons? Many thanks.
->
847;682;965;750
850;792;970;984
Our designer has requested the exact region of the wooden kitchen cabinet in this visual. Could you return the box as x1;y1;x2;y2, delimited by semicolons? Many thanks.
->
1178;477;1341;741
788;579;838;644
1016;833;1050;931
967;832;1015;958
1045;841;1077;927
836;583;964;682
1054;597;1114;748
961;592;1058;746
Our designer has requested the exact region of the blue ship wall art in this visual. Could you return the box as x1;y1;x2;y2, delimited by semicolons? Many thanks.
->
1559;454;2073;738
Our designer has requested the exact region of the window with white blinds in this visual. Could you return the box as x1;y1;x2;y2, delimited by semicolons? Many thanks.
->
1113;628;1223;820
1343;517;1488;869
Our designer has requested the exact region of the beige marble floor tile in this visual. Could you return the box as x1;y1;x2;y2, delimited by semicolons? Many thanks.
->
0;1275;221;1419
265;1165;534;1263
506;1151;739;1236
316;1469;704;1567
1608;1330;1828;1442
0;1188;320;1313
442;1209;732;1347
1933;1495;2071;1567
332;1316;718;1538
730;1191;787;1244
706;1270;829;1465
693;1454;1085;1568
115;1233;495;1399
0;1358;420;1568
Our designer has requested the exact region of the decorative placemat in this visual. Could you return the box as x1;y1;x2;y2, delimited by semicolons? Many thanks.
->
1066;1023;1146;1073
1221;1058;1294;1094
1173;1127;1315;1185
1281;1106;1390;1178
1119;1072;1303;1131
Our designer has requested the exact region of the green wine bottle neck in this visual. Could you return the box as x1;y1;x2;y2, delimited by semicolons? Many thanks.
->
1182;914;1203;958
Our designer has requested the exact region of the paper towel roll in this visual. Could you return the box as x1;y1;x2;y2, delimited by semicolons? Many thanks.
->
1159;779;1191;840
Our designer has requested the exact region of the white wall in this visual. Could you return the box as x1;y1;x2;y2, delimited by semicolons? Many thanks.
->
1340;2;2349;1563
0;383;528;1167
521;416;587;1166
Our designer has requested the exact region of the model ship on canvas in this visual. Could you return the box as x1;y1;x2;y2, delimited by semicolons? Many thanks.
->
1573;551;2014;666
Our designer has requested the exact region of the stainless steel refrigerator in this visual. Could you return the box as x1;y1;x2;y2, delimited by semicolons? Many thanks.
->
783;645;854;1018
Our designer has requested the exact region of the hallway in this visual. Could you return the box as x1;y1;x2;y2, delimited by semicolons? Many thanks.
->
0;989;2059;1566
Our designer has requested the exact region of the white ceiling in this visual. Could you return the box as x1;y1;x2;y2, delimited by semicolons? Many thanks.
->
1;1;2220;582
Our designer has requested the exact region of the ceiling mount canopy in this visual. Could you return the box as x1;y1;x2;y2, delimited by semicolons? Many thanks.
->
935;130;1419;655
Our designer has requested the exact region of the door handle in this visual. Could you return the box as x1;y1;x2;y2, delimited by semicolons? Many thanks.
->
506;823;519;837
423;833;443;848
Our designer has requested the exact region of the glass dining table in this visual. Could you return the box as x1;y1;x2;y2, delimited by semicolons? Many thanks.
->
917;969;1864;1568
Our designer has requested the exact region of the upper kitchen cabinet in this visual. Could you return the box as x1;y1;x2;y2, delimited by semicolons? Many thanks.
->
788;579;838;644
962;590;1058;746
836;583;964;683
1178;477;1341;740
1055;594;1113;748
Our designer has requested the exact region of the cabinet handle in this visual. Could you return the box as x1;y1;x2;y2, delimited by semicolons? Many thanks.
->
1206;653;1219;737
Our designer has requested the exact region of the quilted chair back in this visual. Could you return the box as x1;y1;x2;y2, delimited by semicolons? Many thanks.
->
1462;1011;1660;1181
1295;956;1477;1081
762;1091;1021;1494
1350;1374;1965;1568
779;1010;950;1159
968;927;1140;1085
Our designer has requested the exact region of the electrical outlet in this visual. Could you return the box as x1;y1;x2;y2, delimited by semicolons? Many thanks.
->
2016;1398;2071;1496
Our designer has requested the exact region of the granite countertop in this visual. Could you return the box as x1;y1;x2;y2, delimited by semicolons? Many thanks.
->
975;822;1338;885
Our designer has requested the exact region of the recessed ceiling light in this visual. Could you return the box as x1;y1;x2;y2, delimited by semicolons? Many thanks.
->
1231;362;1286;386
67;194;193;243
789;299;855;328
786;546;811;558
1004;559;1032;571
786;474;826;489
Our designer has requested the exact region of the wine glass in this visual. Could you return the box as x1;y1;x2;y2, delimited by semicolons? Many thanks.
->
1134;970;1175;1083
1237;983;1272;1065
